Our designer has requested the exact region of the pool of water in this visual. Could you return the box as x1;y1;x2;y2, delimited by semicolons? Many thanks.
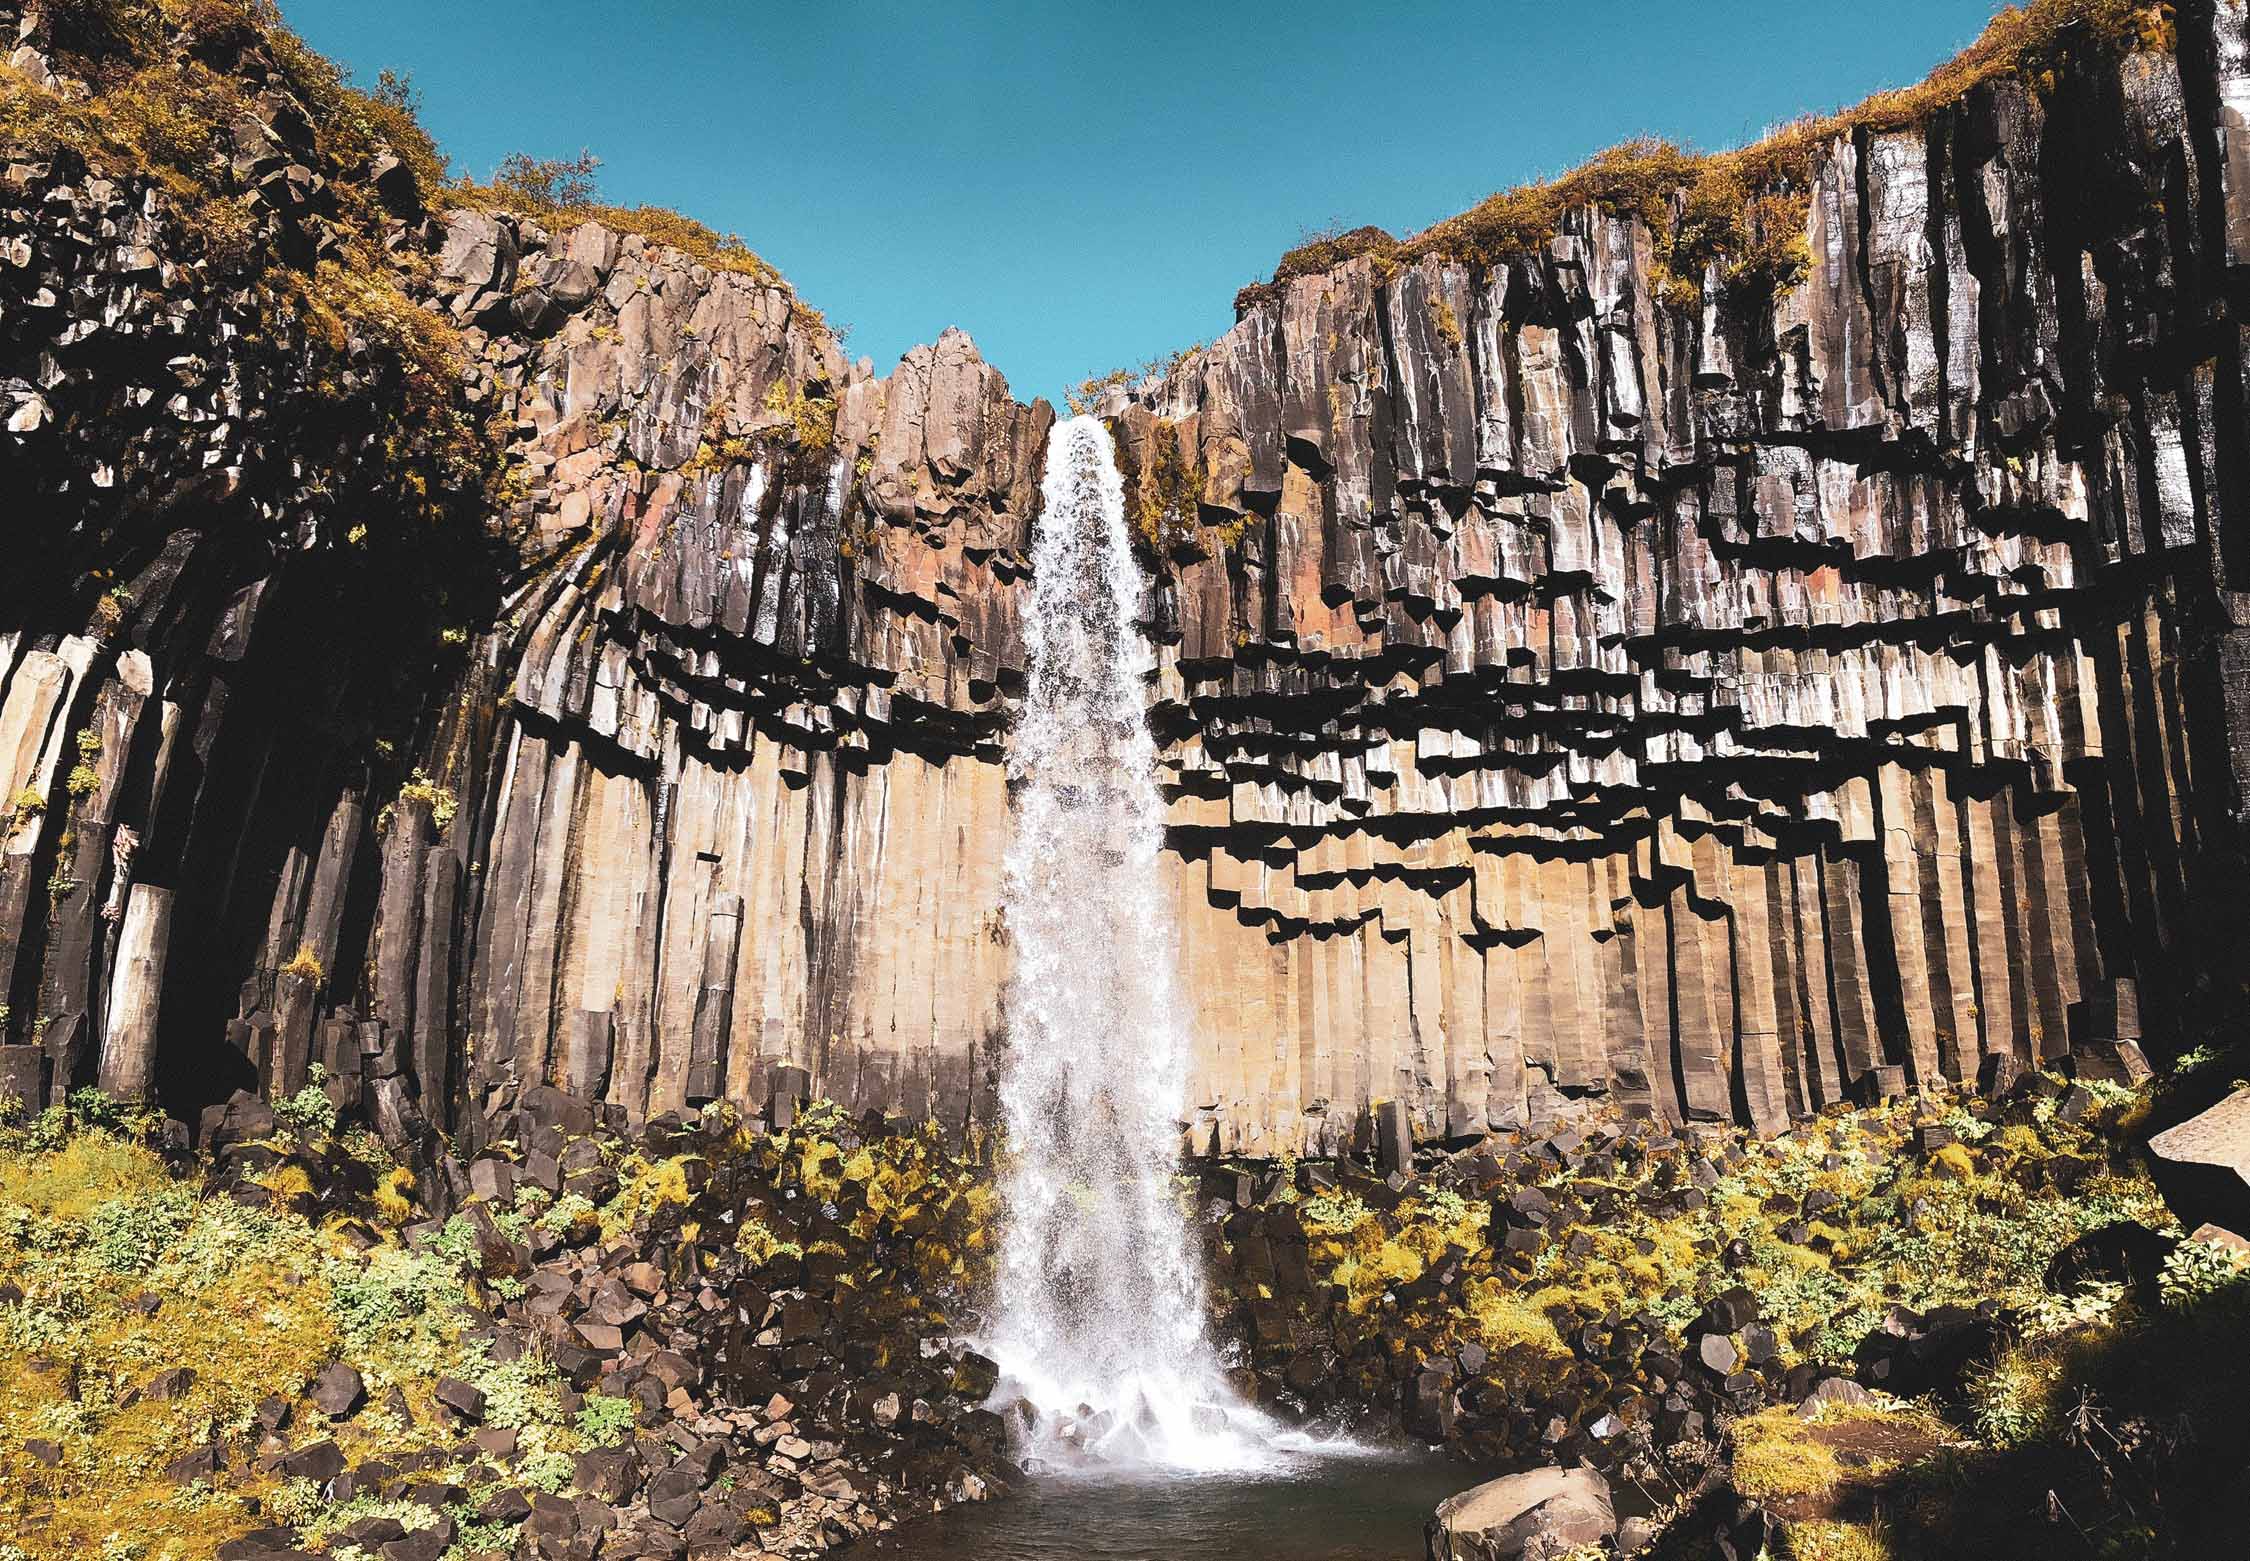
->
870;1447;1479;1561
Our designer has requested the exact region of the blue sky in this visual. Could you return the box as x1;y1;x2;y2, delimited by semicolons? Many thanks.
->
287;0;2005;404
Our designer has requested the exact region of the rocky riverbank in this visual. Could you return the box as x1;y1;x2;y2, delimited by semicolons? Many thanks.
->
0;1079;1019;1560
6;1046;2247;1559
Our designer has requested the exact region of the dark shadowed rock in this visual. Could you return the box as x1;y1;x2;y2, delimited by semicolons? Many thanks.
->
277;1441;344;1482
2044;1221;2175;1305
2149;1090;2250;1238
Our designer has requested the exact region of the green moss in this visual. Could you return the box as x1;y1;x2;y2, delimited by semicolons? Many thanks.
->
1784;1518;1898;1561
0;1121;344;1558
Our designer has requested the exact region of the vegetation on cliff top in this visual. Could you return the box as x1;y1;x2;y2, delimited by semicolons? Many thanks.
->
3;0;826;375
456;148;798;295
2;0;502;539
1234;0;2178;315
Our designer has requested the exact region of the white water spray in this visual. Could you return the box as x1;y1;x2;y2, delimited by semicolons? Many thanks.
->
985;416;1277;1473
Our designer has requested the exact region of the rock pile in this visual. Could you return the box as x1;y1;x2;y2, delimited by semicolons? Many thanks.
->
182;1085;1016;1559
1201;1064;2168;1504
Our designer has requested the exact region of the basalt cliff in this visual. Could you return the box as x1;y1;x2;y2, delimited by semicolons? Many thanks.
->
7;0;2250;1158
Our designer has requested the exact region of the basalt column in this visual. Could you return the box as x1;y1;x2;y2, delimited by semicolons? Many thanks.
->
5;0;2250;1155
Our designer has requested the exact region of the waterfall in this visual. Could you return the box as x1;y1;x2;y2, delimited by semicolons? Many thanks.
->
985;415;1273;1473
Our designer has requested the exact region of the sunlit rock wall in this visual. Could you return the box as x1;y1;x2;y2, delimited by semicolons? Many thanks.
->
8;0;2250;1155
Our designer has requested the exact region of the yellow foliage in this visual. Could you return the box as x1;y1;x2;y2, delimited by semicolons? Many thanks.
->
1929;1142;1978;1180
761;378;838;459
372;1165;417;1226
599;1153;696;1239
797;1139;844;1200
257;1163;315;1205
1729;1405;1847;1500
279;943;324;984
4;1132;170;1223
1465;1281;1569;1358
0;1122;342;1560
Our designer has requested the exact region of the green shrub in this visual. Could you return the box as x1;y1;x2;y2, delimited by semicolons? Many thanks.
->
456;1337;564;1431
324;1243;468;1369
273;1069;337;1142
2158;1237;2250;1308
538;1192;597;1238
575;1392;637;1447
491;149;601;209
518;1450;573;1494
84;1186;195;1272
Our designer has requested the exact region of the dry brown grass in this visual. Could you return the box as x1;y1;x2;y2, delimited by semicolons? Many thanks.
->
1236;0;2177;315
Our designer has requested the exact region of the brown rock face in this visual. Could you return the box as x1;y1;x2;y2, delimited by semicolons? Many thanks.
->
7;2;2250;1152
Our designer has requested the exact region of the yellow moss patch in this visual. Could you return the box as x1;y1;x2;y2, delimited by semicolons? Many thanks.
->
1;1128;343;1561
371;1166;417;1226
256;1163;315;1205
1730;1405;1848;1501
599;1152;697;1240
4;1132;171;1222
1928;1142;1977;1180
1465;1281;1569;1358
1785;1519;1897;1561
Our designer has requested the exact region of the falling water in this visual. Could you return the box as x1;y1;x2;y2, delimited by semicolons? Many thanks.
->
985;415;1276;1472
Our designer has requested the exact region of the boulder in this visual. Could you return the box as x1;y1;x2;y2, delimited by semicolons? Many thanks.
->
1796;1376;1874;1419
2067;1040;2152;1087
1697;1333;1741;1376
277;1441;344;1482
432;1376;487;1423
1427;1464;1615;1561
1377;1099;1413;1177
1852;1304;1995;1397
2148;1089;2250;1238
2189;1222;2250;1256
310;1361;366;1419
1691;1286;1759;1337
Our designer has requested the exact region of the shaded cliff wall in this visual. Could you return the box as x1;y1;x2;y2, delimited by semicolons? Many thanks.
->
6;0;2250;1155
